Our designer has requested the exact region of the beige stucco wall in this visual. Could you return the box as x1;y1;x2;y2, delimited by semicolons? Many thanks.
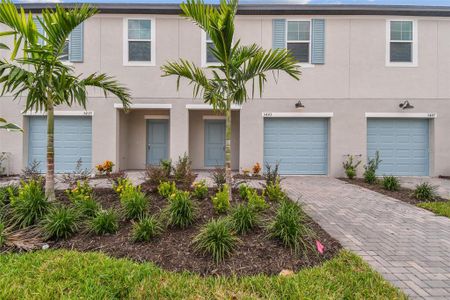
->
189;110;240;170
1;13;450;176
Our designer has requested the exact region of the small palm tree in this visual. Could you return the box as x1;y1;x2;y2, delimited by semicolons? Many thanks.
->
162;0;300;200
0;0;131;201
0;117;21;131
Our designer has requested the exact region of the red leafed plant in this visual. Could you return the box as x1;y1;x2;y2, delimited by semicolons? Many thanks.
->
96;160;114;175
252;163;261;176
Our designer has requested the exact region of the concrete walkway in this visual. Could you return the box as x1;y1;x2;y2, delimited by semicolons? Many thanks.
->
282;177;450;300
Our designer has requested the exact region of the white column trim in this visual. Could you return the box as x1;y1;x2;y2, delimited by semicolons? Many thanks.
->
23;110;94;116
262;112;334;118
186;104;242;110
114;103;172;109
365;112;437;119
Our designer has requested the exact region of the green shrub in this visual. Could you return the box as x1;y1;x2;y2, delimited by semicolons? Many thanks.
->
113;177;133;195
131;216;163;242
264;161;281;186
210;167;226;188
89;209;119;235
363;151;381;184
192;180;209;199
412;183;437;201
229;204;258;235
0;222;5;247
173;154;196;188
160;159;172;177
10;180;50;228
265;181;285;202
193;218;239;263
120;184;148;220
73;197;100;218
211;185;230;214
247;189;268;211
157;181;177;199
238;184;251;200
165;191;195;228
65;180;93;202
267;200;312;253
41;206;79;240
0;185;17;206
342;155;361;179
382;176;400;191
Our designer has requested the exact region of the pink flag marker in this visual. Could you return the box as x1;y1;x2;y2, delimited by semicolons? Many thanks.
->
316;240;325;254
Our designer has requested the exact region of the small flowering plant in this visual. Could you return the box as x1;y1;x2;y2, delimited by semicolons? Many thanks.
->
96;160;115;175
65;180;93;202
252;163;261;176
113;177;133;195
192;180;208;199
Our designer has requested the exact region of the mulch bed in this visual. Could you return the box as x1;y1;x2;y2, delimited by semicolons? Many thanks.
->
50;187;341;276
340;178;446;205
439;175;450;180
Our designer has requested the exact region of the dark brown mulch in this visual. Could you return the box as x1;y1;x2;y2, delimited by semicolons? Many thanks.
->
439;175;450;180
0;175;19;182
233;174;264;181
51;188;341;276
339;178;446;205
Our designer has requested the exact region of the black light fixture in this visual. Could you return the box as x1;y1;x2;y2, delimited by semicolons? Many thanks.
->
399;100;414;110
295;100;305;109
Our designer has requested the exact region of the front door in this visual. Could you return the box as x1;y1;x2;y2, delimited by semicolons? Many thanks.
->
146;119;169;166
204;120;226;167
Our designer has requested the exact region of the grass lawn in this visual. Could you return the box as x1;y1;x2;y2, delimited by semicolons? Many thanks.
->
417;201;450;218
0;250;405;299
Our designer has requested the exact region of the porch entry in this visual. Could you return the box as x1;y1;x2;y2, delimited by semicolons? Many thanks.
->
204;120;226;167
146;119;169;165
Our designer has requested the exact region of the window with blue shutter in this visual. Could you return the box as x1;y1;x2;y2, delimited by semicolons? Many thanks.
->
69;23;84;62
273;18;325;65
33;17;44;45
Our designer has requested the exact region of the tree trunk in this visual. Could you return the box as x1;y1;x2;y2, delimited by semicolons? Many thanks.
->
45;105;56;202
225;106;232;202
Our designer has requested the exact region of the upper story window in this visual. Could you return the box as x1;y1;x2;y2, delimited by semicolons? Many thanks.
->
124;18;155;66
61;38;69;61
202;31;219;66
387;20;417;67
286;20;311;64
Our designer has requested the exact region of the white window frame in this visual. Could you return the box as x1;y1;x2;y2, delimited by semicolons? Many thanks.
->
386;19;418;67
60;37;70;62
286;19;314;68
123;17;156;67
201;30;220;67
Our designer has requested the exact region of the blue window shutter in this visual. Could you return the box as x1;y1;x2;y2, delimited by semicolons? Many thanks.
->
69;23;84;62
311;19;325;64
33;17;44;45
272;19;286;49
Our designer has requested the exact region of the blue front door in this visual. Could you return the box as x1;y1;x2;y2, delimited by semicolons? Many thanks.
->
204;120;225;167
146;119;169;165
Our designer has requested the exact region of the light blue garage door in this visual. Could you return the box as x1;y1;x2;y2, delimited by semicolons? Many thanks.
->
28;116;92;173
367;118;429;176
264;118;329;175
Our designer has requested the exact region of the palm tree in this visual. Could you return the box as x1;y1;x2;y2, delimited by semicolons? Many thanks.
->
0;0;131;201
162;0;301;200
0;118;21;131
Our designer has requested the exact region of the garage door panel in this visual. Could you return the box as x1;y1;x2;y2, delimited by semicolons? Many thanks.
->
28;116;92;173
264;118;328;175
367;118;429;176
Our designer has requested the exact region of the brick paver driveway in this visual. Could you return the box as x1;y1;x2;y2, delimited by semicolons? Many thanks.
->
282;177;450;300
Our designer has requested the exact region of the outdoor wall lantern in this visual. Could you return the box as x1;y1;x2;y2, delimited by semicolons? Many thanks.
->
399;100;414;110
295;100;305;109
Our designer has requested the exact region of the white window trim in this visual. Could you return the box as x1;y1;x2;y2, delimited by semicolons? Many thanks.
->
23;110;94;116
114;103;172;109
186;104;241;110
144;115;170;120
201;30;221;67
203;115;226;120
386;19;418;67
123;17;156;67
286;19;314;68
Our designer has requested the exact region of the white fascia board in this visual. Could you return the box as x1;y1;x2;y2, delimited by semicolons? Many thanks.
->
186;104;242;110
262;112;334;118
23;111;94;116
365;112;437;119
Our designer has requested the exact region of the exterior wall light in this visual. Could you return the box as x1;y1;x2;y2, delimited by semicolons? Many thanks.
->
399;100;414;110
295;100;305;109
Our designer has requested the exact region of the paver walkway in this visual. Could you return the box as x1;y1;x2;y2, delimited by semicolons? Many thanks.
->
282;177;450;300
